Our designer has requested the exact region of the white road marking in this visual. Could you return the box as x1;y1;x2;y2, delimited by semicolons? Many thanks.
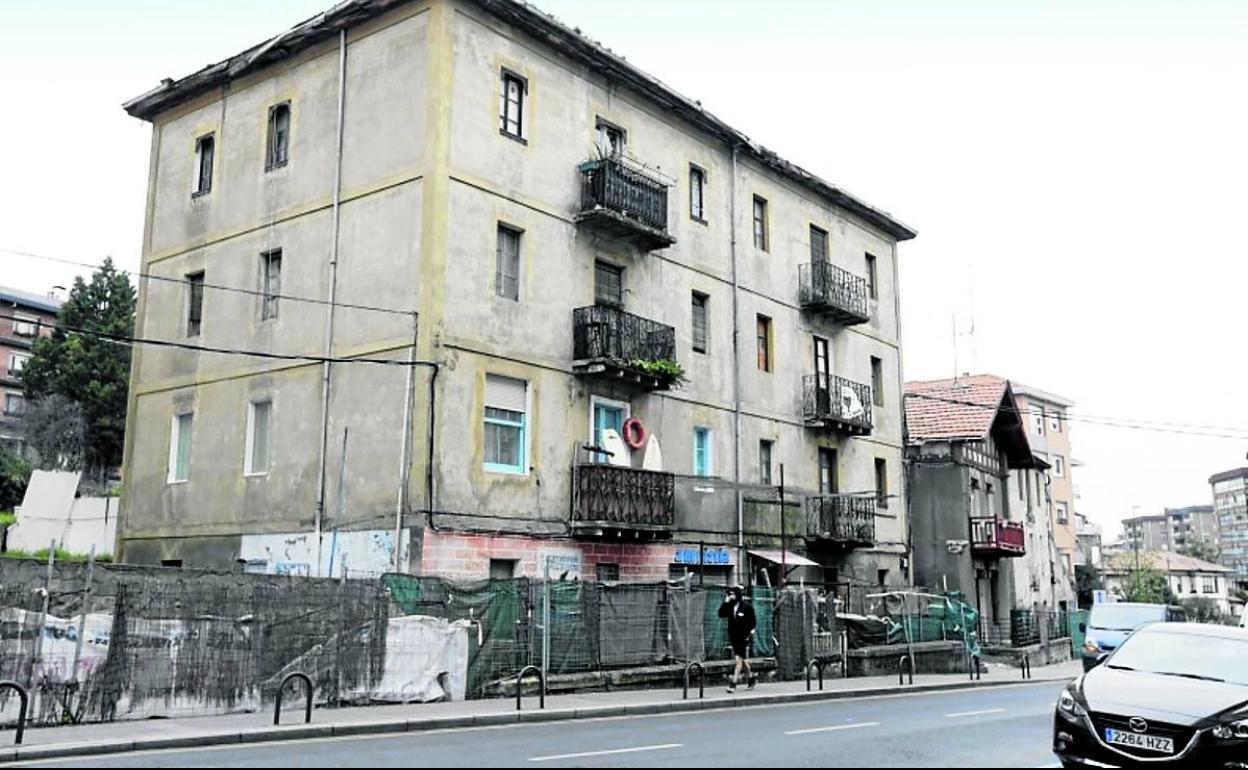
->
945;708;1007;718
785;721;881;736
529;743;683;762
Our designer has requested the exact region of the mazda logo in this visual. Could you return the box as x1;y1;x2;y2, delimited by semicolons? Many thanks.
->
1129;717;1149;733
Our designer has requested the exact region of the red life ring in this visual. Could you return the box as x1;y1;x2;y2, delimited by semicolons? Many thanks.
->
622;417;648;449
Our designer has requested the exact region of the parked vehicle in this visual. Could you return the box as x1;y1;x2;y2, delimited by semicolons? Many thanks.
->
1054;622;1248;766
1081;603;1186;672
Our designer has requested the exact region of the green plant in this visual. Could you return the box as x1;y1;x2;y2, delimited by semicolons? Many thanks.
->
1;547;110;563
0;512;15;527
627;358;688;387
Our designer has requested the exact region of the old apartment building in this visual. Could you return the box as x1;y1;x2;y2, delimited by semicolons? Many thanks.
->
0;286;62;458
906;376;1074;627
1012;383;1078;585
1211;467;1248;589
118;0;916;586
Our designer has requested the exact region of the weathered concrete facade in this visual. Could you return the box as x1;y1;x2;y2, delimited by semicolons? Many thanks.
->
118;0;915;588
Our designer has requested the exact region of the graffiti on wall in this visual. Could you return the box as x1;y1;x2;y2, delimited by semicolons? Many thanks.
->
239;530;410;578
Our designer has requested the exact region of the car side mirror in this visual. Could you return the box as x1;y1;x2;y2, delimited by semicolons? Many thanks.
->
1079;623;1086;634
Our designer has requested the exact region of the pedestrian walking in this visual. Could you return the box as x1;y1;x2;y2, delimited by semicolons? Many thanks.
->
718;584;757;693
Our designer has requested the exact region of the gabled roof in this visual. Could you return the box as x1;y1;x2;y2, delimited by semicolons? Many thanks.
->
904;375;1037;469
1104;551;1232;575
121;0;916;242
0;285;62;314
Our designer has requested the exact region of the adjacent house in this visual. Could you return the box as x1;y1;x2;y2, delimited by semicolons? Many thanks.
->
905;375;1072;634
117;0;916;587
0;285;62;459
1012;383;1079;587
1102;551;1234;616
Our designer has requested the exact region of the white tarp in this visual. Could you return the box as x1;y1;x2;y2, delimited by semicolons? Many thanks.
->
8;471;118;556
348;615;470;703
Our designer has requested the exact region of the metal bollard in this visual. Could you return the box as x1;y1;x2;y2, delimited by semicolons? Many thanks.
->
899;655;914;686
515;665;546;711
969;654;982;682
683;662;705;700
0;682;28;745
1021;654;1032;680
274;672;313;726
805;659;825;692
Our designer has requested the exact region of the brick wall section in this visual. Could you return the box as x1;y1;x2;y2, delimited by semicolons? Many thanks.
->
421;531;705;581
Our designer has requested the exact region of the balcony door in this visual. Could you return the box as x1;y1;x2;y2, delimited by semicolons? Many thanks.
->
818;448;838;495
814;336;831;414
591;396;629;465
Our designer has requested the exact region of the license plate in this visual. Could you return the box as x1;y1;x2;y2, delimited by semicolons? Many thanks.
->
1105;728;1174;754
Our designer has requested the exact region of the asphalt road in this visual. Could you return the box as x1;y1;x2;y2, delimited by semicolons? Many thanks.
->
23;683;1067;768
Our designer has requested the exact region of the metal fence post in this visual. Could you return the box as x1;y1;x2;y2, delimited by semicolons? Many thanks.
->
71;547;96;688
541;562;550;700
29;542;56;718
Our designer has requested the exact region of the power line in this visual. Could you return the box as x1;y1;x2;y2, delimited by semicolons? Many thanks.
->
2;247;416;318
0;312;433;370
904;390;1248;441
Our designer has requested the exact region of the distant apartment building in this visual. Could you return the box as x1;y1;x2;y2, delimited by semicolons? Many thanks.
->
1165;505;1219;553
1211;467;1248;588
1012;383;1078;587
906;375;1075;627
1122;514;1169;552
1074;513;1102;569
117;0;916;586
0;286;62;458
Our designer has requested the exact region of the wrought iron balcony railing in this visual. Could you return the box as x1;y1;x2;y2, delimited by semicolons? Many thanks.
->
573;464;676;534
576;157;675;251
573;305;678;391
806;495;876;547
802;374;873;435
799;262;871;325
971;516;1026;557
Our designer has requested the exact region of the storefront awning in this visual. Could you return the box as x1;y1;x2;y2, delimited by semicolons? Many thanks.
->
747;549;819;568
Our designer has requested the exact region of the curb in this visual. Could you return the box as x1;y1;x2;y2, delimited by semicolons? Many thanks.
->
2;675;1074;764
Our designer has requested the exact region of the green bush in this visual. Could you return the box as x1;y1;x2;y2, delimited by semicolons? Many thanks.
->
0;512;15;527
1;547;111;563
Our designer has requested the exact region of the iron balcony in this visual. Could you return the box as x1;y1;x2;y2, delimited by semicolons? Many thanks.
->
798;261;871;325
572;305;679;392
576;157;675;251
806;495;877;548
802;374;873;435
572;463;676;538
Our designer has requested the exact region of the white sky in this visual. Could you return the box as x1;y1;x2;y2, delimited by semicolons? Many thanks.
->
4;0;1247;539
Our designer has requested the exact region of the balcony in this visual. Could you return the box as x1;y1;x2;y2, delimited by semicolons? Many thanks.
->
576;157;675;252
573;305;679;392
802;374;873;435
572;464;676;538
806;495;876;548
971;517;1026;558
799;262;871;325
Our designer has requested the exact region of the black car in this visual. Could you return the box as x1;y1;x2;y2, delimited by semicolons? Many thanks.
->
1054;622;1248;767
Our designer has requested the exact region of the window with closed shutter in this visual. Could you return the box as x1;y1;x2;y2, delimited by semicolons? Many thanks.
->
485;375;527;474
496;226;521;301
691;292;708;353
595;261;623;307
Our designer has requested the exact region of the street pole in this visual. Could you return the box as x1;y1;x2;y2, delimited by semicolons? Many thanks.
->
780;464;786;589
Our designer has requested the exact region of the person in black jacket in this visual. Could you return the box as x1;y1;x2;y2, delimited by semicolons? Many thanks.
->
718;584;757;692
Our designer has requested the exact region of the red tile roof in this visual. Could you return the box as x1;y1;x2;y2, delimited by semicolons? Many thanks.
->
905;375;1008;441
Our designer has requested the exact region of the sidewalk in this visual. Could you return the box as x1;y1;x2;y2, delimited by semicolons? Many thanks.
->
0;660;1081;764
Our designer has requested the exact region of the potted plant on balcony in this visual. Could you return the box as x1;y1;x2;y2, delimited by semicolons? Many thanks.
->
626;357;688;388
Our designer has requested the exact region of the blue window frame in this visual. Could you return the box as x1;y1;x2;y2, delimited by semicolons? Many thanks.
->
694;427;711;477
484;374;528;474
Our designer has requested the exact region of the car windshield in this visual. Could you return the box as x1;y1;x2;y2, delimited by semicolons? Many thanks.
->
1107;631;1248;686
1088;605;1164;631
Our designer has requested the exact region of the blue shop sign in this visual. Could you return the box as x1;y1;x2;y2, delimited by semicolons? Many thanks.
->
673;547;732;565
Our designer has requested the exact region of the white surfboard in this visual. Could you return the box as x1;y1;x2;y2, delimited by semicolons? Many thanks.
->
601;428;631;467
641;433;664;472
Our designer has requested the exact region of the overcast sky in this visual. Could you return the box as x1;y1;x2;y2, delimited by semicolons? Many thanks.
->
4;0;1248;539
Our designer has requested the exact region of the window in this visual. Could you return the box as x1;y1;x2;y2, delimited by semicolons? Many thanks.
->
261;251;281;320
591;398;627;465
594;261;623;307
866;253;879;300
596;117;626;156
1032;407;1045;435
690;165;706;222
194;134;214;196
161;560;184;569
818;448;838;494
168;412;194;483
1049;411;1062;433
499;70;526;140
186;272;205;337
875;458;888;508
760;440;773;486
1054;456;1066;478
496;226;522;301
810;225;828;263
484;375;527;474
813;336;830;379
489;559;518;580
12;315;38;337
871;356;884;407
8;352;30;377
756;315;772;372
752;196;768;251
245;400;272;477
1203;575;1218;594
691;292;708;354
694;427;712;477
266;103;291;170
4;394;25;417
596;563;620;582
1056;502;1068;524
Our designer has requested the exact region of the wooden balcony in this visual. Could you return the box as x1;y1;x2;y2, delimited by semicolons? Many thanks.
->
971;516;1026;558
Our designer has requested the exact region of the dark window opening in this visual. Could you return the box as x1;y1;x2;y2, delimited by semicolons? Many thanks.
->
266;103;291;170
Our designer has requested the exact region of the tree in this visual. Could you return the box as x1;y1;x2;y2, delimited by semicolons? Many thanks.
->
1076;564;1105;609
0;445;31;511
22;395;87;472
1181;597;1226;625
1117;555;1177;604
21;258;135;477
1181;537;1220;565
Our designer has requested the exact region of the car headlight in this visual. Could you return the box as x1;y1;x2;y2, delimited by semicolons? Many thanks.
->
1212;719;1248;740
1059;689;1087;718
1083;636;1100;654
